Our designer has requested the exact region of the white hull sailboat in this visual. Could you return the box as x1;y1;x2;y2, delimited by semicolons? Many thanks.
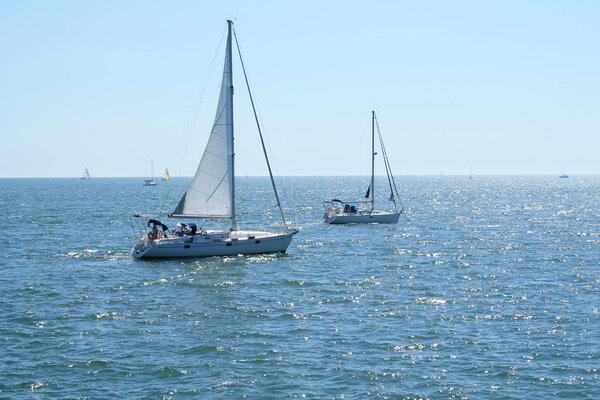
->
143;159;158;186
324;208;400;224
132;20;297;259
323;111;403;224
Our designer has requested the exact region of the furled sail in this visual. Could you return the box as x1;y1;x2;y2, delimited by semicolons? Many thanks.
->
171;29;234;219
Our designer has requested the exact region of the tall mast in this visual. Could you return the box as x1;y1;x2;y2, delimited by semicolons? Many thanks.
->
371;110;375;211
227;20;236;230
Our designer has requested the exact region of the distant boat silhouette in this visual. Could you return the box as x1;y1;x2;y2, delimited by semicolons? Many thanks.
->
143;159;158;186
161;168;171;181
559;166;569;178
81;167;91;179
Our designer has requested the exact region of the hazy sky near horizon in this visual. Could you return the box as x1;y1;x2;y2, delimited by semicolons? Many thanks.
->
1;0;599;178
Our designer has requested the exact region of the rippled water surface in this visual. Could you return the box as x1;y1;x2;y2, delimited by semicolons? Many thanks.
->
1;176;598;399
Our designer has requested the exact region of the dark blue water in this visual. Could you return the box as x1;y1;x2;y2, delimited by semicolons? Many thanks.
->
1;176;598;399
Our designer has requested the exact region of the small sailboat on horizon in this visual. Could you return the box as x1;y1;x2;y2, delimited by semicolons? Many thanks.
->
161;168;171;181
131;20;297;259
323;111;404;224
559;166;569;178
143;159;158;186
81;167;91;180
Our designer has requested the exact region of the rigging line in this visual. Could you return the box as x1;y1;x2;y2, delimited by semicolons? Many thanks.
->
377;122;403;212
172;26;227;177
246;73;284;184
232;26;288;229
228;31;281;181
380;130;398;210
374;114;396;211
375;114;395;198
375;115;405;212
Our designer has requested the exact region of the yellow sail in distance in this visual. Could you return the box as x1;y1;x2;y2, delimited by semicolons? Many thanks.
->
162;168;171;181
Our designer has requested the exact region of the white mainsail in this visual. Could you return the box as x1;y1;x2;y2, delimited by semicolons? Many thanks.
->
171;29;234;220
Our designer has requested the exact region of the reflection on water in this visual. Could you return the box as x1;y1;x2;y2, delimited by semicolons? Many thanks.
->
0;176;598;398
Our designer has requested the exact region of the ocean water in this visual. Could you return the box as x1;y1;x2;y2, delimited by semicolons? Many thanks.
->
0;176;598;399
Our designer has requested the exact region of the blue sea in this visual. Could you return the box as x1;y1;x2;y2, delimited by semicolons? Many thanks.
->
1;176;598;399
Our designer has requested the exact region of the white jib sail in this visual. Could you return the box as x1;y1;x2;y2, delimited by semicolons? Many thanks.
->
172;28;234;219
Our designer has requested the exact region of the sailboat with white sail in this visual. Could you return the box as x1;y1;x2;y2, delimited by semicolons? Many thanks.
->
81;167;91;179
323;111;403;224
143;159;158;186
559;166;569;178
161;168;171;181
131;20;297;259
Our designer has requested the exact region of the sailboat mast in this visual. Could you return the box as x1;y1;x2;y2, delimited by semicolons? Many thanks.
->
371;110;375;211
227;20;236;231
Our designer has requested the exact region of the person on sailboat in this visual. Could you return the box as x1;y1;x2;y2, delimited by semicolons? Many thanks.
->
147;219;169;240
174;223;184;237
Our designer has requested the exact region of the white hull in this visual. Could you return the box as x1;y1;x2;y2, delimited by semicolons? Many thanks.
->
324;210;400;224
132;229;296;259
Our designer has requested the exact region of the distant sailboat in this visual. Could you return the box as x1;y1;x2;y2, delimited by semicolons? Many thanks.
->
469;167;473;180
143;159;158;186
559;166;569;178
81;167;91;179
323;111;403;224
131;20;297;259
161;168;171;181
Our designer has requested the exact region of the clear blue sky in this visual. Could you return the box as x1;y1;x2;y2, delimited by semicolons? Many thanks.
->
1;0;598;177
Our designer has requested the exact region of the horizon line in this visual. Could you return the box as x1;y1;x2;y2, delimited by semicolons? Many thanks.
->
0;173;597;179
